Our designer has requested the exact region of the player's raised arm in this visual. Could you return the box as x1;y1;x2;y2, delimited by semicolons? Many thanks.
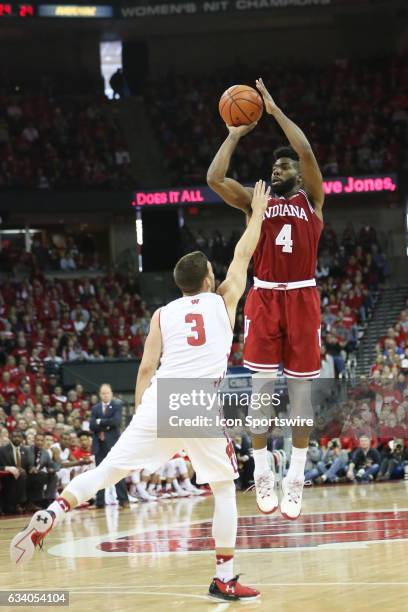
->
256;78;324;216
207;124;256;214
134;309;162;408
217;180;270;325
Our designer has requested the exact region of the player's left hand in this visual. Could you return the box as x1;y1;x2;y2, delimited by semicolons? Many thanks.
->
251;180;271;215
255;78;277;114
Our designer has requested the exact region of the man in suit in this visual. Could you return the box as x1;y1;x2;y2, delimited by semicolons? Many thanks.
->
90;383;129;508
24;433;59;507
0;429;31;514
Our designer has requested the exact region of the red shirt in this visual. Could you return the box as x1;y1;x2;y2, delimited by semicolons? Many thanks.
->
329;303;340;316
0;382;18;400
342;313;357;329
17;392;35;407
252;190;323;283
13;348;30;361
72;448;92;461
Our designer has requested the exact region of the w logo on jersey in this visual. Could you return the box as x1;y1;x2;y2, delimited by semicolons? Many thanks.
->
191;299;199;304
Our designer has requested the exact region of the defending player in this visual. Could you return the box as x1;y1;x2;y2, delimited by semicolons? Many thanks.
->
10;181;270;603
207;78;324;520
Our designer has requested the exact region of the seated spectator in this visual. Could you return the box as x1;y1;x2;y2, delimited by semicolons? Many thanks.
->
347;434;381;482
0;429;28;514
317;439;350;483
25;432;59;507
70;431;95;477
378;441;408;481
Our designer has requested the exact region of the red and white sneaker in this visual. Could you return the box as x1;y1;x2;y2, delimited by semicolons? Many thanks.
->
254;470;278;514
10;510;55;566
208;576;260;602
280;477;305;520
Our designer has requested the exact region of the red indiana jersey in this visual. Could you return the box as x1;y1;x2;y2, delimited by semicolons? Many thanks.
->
252;189;323;282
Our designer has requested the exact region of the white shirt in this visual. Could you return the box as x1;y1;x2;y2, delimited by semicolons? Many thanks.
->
156;292;232;379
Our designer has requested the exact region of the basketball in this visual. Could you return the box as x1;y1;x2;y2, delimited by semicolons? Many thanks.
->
219;84;263;126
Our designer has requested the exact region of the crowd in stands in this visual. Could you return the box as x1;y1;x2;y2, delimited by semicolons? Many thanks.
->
370;299;408;381
145;55;407;185
0;94;132;190
0;230;103;277
0;272;150;365
183;222;388;374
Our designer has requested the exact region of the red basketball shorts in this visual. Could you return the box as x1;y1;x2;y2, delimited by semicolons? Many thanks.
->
243;286;321;378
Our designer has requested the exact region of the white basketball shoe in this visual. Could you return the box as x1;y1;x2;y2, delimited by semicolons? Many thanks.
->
280;477;305;520
10;510;55;566
254;470;278;514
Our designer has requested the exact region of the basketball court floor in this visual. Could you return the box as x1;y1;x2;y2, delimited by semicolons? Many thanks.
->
1;482;407;611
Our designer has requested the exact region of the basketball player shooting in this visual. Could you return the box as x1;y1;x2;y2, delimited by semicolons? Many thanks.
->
207;78;325;520
10;181;271;603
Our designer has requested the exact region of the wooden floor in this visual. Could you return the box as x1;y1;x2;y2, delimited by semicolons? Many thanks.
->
1;482;408;612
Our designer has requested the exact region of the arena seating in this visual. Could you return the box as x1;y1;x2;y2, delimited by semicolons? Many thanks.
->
145;55;407;185
0;94;132;190
370;300;408;381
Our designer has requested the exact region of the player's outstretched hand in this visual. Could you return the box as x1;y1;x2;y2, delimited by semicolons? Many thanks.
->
255;78;277;114
251;180;271;215
227;122;257;138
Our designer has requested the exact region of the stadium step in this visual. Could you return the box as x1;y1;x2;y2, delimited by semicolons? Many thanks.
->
355;284;408;376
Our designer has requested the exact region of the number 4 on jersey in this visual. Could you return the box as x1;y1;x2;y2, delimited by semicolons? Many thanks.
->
275;224;293;253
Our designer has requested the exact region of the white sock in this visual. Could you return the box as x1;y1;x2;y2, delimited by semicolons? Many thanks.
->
47;498;70;525
147;483;156;493
165;482;172;491
253;447;270;477
286;446;307;482
215;556;234;582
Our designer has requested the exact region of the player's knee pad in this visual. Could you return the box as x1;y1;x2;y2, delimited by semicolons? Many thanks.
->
210;480;237;549
210;479;236;500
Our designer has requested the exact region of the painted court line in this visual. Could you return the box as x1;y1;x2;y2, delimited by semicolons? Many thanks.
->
47;582;408;589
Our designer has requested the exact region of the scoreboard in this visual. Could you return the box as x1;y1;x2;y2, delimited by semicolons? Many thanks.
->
0;3;34;16
0;2;114;17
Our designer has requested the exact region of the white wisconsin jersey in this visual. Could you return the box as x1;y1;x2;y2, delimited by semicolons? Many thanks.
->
156;292;233;379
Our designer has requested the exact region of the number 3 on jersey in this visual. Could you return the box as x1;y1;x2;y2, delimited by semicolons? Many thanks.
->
275;223;293;253
185;313;206;346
